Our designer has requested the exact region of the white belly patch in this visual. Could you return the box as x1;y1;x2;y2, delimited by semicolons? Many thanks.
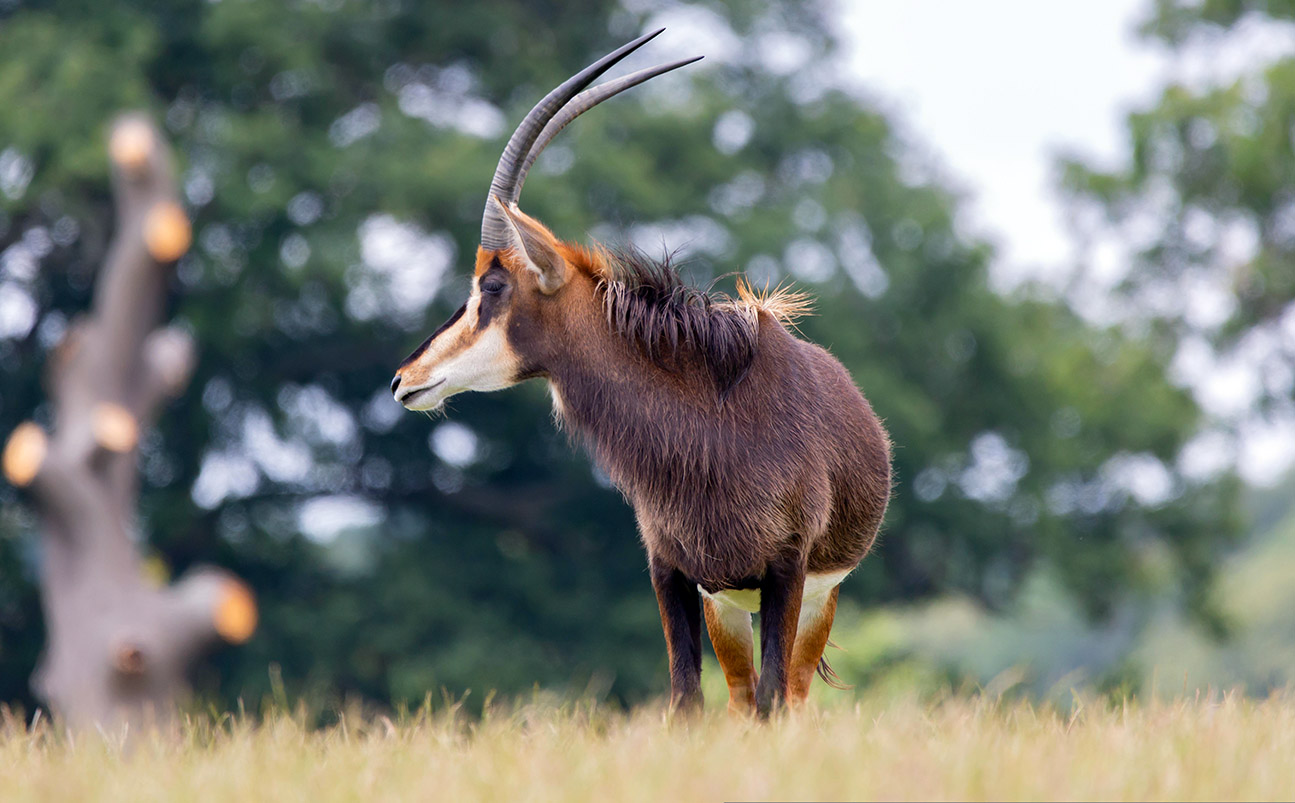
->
704;586;762;613
699;568;853;616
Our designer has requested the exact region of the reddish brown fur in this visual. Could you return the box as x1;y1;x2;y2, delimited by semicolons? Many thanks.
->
789;587;841;706
703;598;758;715
521;248;893;591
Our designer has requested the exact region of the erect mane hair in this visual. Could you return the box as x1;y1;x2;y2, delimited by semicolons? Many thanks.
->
596;247;811;402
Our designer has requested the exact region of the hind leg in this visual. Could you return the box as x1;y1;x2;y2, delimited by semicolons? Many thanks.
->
703;598;758;716
755;553;806;717
788;586;840;706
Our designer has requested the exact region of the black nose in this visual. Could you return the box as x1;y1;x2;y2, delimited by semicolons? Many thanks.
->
390;375;401;395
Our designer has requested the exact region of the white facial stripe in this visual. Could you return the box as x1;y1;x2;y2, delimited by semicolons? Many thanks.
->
464;289;481;328
397;286;520;411
418;305;472;365
435;319;518;392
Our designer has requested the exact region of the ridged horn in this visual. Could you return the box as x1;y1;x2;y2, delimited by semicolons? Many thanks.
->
481;29;666;251
509;55;704;205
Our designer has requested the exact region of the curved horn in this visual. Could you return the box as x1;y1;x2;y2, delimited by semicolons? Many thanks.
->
510;56;704;205
481;29;666;251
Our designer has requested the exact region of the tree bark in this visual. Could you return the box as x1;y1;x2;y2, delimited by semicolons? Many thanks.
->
1;115;256;731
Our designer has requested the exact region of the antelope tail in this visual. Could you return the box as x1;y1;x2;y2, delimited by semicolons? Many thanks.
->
816;638;853;691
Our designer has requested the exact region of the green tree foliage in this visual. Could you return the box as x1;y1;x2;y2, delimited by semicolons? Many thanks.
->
0;0;1240;711
1064;1;1295;396
1059;2;1295;617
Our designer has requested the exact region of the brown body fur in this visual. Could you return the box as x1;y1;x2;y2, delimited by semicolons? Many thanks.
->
397;207;891;716
543;252;891;591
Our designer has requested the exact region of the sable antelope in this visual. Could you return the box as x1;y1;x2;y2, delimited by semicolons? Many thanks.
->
391;30;892;716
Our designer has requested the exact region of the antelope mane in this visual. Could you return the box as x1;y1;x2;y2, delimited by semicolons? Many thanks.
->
594;247;812;402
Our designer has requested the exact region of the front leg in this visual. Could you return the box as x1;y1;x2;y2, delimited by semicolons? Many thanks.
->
649;557;703;714
755;551;806;717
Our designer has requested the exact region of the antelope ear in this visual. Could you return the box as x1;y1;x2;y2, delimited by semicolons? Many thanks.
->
491;196;569;295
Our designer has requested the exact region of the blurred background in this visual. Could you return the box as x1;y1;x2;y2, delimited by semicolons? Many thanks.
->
1;0;1293;714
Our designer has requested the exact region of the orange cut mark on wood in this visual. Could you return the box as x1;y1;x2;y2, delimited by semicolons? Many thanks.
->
109;119;154;174
92;403;139;453
143;202;191;263
213;579;258;644
2;422;48;487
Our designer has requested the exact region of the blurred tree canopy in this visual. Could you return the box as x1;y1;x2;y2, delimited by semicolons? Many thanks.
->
1066;0;1295;378
1061;3;1295;514
0;0;1241;712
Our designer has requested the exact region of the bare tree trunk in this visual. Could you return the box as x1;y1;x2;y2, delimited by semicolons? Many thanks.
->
1;115;256;730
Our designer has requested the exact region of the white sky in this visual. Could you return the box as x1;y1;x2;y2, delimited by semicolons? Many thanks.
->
839;0;1166;285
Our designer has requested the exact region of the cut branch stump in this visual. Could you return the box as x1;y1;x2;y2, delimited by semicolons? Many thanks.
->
2;114;256;731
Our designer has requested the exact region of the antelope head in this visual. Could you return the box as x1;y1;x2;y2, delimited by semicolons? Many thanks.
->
391;30;700;411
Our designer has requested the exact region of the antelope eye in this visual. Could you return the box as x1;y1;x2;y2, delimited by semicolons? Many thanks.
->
481;278;506;295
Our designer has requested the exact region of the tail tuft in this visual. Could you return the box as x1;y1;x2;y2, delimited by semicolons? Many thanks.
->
816;639;853;691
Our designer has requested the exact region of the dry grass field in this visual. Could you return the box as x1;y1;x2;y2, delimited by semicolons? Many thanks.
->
2;692;1293;802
